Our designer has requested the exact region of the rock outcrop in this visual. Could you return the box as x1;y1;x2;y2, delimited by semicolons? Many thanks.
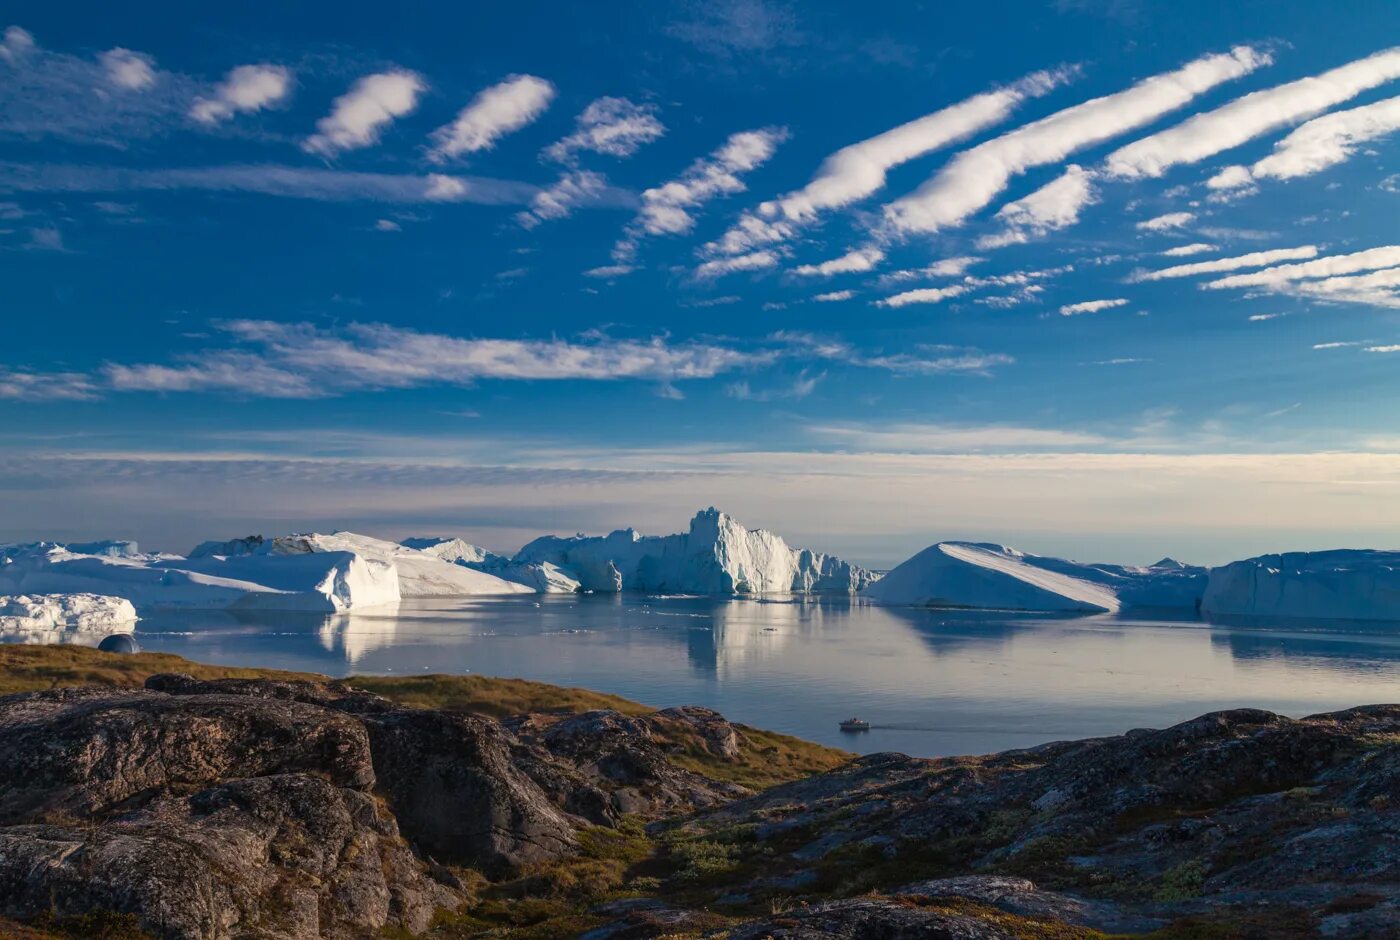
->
0;672;763;939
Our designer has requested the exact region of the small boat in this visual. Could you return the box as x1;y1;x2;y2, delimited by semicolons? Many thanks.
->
839;717;871;732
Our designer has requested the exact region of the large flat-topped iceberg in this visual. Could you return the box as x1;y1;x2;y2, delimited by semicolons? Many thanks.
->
263;532;533;598
1202;550;1400;621
864;541;1208;613
2;541;400;612
512;508;877;595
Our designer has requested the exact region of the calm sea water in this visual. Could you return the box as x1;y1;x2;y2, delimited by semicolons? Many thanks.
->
22;595;1400;757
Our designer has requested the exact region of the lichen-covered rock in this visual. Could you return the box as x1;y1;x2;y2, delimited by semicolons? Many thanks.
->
364;708;578;875
0;773;456;939
0;685;374;823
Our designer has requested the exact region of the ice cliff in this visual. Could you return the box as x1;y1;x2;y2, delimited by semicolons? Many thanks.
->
1201;549;1400;621
863;541;1208;613
510;507;877;595
0;593;138;632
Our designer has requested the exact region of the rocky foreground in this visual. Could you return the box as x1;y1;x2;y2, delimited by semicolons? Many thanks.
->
0;649;1398;938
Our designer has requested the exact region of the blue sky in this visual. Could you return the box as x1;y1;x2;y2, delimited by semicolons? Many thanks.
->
4;0;1400;566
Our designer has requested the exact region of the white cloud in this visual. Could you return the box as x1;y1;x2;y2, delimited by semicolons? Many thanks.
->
693;249;781;280
876;256;984;286
303;70;425;157
710;68;1074;254
876;285;968;307
1136;211;1194;232
985;163;1098;246
374;218;401;232
0;25;36;64
882;47;1268;235
1248;312;1286;321
1314;340;1366;348
877;264;1071;306
1162;242;1217;256
1059;298;1128;315
1208;94;1400;189
515;170;608;228
1203;246;1400;289
812;289;855;302
427;74;554;162
105;320;772;397
810;422;1108;451
0;29;200;144
190;64;292;125
614;127;787;260
791;246;883;277
0;162;541;205
584;264;636;278
99;48;156;91
1106;46;1400;180
544;97;664;163
1132;245;1319;281
1366;344;1400;353
0;369;97;400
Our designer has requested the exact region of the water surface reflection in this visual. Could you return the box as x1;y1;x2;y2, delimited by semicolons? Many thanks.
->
19;595;1397;757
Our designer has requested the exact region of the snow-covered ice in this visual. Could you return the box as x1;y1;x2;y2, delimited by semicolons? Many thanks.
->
863;541;1207;612
511;507;876;595
1202;549;1400;621
0;593;138;631
265;532;533;598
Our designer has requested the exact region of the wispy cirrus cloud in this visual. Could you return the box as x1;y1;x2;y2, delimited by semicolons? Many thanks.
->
1208;94;1400;191
428;74;555;162
1106;46;1400;181
613;127;786;265
0;369;99;401
1130;245;1318;281
1162;242;1217;257
1202;245;1400;289
882;47;1268;236
515;170;615;228
0;161;542;204
1059;298;1128;315
981;45;1400;246
303;70;425;157
0;25;198;144
105;320;772;398
1136;211;1194;232
693;249;782;280
544;97;664;164
711;67;1075;255
8;323;1016;403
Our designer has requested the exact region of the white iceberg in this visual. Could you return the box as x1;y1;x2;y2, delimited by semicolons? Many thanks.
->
1;541;400;613
0;593;139;632
511;507;876;595
399;536;579;593
863;541;1207;613
263;532;533;598
1202;549;1400;621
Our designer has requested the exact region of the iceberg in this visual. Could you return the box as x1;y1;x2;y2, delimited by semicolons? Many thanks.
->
0;593;138;632
399;536;580;593
1201;550;1400;621
262;532;533;598
864;541;1207;613
1;541;400;613
511;507;877;595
